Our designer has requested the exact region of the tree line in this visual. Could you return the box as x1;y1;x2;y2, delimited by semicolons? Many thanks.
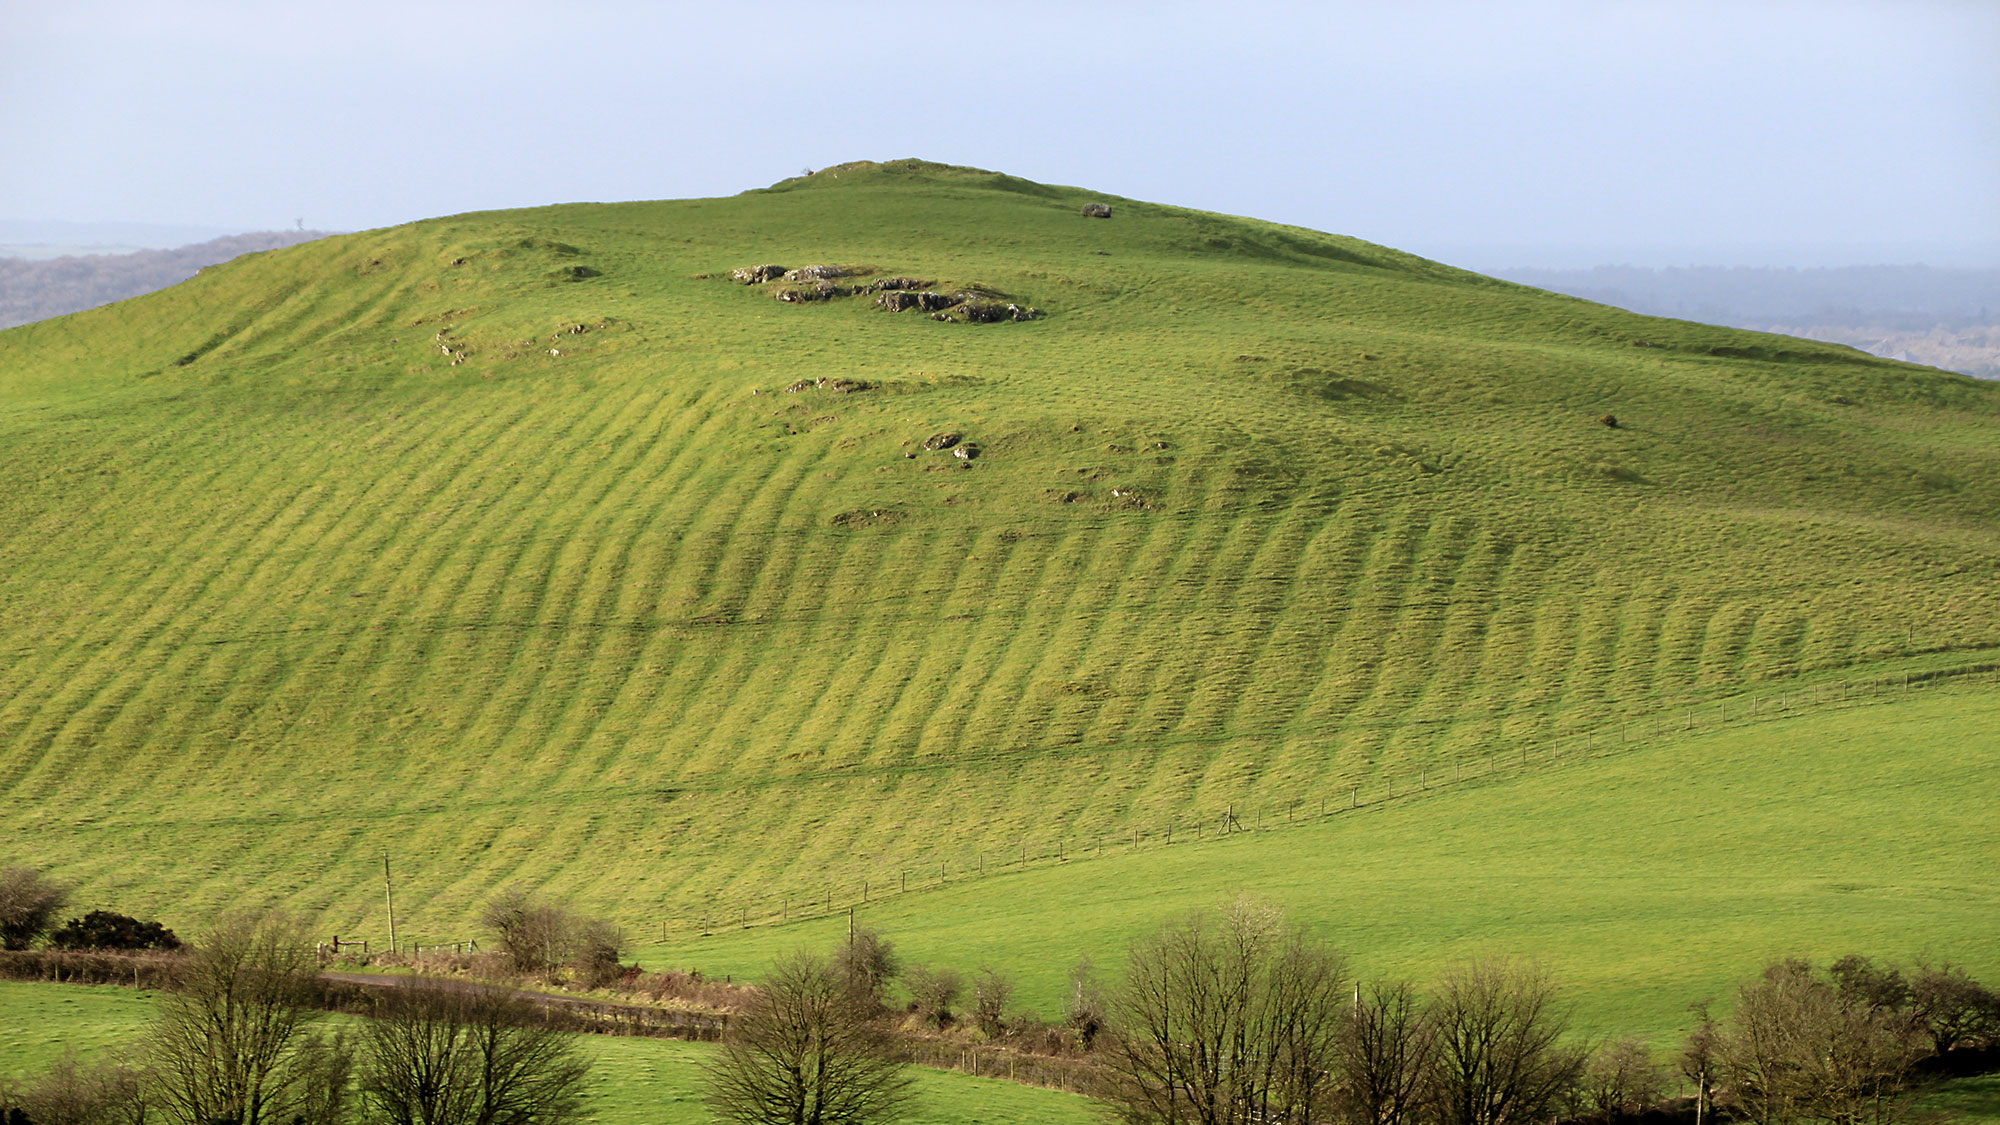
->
5;866;1997;1125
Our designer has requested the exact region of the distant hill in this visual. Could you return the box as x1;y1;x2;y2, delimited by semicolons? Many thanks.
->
1;160;1994;1001
0;231;334;328
1494;264;2000;377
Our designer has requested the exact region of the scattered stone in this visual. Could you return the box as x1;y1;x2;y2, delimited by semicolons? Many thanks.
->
784;377;876;394
1599;414;1620;428
954;443;981;460
783;264;854;282
774;281;848;302
923;432;962;451
830;508;903;528
956;301;1010;324
734;265;1038;326
1081;203;1113;218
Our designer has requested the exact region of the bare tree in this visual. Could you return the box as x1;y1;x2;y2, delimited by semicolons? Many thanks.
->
705;950;914;1125
361;985;589;1125
1909;961;2000;1058
479;888;621;984
1575;1037;1668;1122
971;968;1013;1039
149;914;353;1125
1339;979;1435;1125
1066;957;1110;1050
1424;957;1586;1125
831;929;898;1015
1109;899;1348;1125
1717;958;1927;1125
904;965;962;1029
1680;1001;1721;1125
0;867;70;950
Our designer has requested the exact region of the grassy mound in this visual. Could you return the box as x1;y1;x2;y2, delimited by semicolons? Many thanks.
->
1;160;1995;966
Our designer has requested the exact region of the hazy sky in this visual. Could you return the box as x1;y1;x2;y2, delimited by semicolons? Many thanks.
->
4;0;1995;268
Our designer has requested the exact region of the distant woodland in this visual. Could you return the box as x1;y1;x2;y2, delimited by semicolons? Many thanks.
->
0;231;331;330
1496;265;2000;378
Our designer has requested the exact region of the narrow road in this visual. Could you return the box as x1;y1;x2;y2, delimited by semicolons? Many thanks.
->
318;971;727;1039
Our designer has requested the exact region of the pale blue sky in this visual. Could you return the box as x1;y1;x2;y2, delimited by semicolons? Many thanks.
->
4;0;1995;268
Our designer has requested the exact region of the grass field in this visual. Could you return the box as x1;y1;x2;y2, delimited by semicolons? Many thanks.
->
1;160;1996;1023
661;688;2000;1040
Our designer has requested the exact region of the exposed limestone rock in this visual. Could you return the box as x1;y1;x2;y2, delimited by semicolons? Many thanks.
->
786;377;876;394
1081;203;1113;218
783;264;854;282
774;281;849;302
732;264;787;283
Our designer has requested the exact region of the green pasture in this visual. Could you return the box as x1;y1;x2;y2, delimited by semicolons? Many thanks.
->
1;159;1996;1002
0;981;160;1074
666;690;2000;1041
0;982;1099;1125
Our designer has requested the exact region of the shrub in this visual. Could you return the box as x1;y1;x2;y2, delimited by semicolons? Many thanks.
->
1065;956;1109;1050
833;929;899;1014
48;911;180;952
972;968;1013;1038
0;867;69;950
905;965;961;1029
479;887;623;983
0;1051;149;1125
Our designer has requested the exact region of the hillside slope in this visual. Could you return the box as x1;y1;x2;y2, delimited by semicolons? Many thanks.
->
2;160;1996;938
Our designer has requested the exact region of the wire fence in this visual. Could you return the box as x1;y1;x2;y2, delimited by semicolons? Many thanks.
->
650;656;2000;942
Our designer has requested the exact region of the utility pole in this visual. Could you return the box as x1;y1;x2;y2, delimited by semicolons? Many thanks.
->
384;854;397;955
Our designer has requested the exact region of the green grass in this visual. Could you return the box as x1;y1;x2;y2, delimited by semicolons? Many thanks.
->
1928;1076;2000;1124
0;981;162;1074
666;689;2000;1041
0;982;1101;1125
1;159;1997;1023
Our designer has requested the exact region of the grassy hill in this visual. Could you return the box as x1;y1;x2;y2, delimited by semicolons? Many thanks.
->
2;159;1996;994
